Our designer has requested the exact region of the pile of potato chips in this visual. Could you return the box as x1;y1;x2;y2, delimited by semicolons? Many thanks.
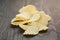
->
11;5;51;35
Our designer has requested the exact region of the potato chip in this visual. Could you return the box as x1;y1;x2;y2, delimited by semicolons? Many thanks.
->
27;11;40;22
19;23;31;30
16;12;32;20
11;5;51;35
45;15;51;21
30;22;48;31
11;17;28;26
23;25;39;35
11;18;19;25
11;18;24;25
36;23;48;31
19;5;37;15
37;11;50;26
11;12;32;26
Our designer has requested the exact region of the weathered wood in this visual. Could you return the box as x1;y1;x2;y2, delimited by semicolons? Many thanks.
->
0;0;60;40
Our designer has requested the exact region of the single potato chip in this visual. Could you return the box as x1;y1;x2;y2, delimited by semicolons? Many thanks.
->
19;5;37;15
27;11;40;22
11;18;20;25
37;11;51;26
23;25;39;35
16;12;32;20
11;18;26;25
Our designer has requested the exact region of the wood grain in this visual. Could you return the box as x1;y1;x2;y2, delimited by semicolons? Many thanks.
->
0;0;60;40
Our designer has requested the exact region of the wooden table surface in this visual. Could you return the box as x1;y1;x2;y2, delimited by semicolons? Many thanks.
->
0;0;60;40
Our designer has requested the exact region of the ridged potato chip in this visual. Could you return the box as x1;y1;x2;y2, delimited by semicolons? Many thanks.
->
23;22;48;35
23;25;39;35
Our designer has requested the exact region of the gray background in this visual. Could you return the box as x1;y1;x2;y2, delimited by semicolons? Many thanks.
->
0;0;60;40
